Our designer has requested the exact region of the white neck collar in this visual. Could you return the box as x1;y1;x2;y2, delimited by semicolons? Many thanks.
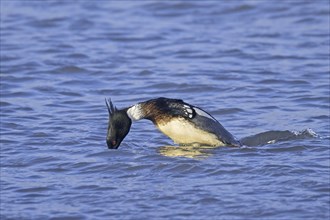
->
126;104;144;121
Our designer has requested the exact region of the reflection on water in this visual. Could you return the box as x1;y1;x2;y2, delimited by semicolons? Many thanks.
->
159;145;216;159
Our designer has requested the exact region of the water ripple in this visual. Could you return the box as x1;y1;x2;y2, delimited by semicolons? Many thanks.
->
1;1;329;220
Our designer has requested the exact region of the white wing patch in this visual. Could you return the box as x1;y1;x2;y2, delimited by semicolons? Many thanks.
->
183;104;194;119
193;107;217;122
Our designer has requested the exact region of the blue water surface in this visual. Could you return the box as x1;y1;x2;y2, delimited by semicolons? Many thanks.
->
1;1;329;219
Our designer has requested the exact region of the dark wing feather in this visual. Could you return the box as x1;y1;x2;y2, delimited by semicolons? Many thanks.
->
191;107;241;147
152;98;196;119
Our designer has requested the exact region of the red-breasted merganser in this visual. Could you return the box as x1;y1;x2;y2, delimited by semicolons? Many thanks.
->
106;97;241;149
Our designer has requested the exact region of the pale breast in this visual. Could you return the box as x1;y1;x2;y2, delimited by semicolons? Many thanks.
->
156;117;224;146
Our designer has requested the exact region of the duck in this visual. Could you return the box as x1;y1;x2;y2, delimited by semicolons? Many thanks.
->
105;97;241;149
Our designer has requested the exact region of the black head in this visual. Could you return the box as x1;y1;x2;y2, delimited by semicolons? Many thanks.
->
105;99;132;149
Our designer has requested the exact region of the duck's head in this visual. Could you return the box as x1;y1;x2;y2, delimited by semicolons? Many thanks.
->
105;99;132;149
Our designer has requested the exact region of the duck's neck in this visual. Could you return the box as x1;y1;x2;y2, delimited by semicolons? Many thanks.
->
126;104;144;121
126;100;164;122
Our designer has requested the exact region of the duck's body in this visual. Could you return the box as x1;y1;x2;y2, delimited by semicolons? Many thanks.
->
106;97;241;149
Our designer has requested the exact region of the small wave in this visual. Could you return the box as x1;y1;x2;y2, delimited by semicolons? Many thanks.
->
52;65;88;74
240;128;318;147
